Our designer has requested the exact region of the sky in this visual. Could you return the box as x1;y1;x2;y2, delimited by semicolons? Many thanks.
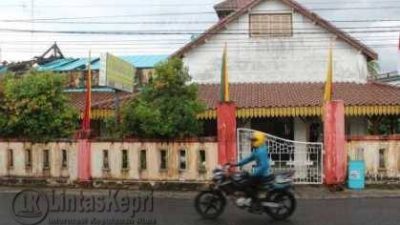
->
0;0;399;73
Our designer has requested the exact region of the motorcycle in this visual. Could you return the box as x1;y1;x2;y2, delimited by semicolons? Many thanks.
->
194;163;296;220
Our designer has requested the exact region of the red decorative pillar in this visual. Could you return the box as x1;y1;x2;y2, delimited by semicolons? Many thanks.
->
78;138;91;182
78;52;92;184
323;100;346;185
217;102;237;165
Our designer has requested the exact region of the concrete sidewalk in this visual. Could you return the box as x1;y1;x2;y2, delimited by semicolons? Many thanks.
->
1;185;400;199
294;185;400;199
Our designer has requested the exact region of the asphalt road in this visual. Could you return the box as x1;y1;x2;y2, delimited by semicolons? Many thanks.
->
1;190;400;225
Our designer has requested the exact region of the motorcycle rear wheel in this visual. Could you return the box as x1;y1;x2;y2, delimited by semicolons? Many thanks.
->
194;190;226;219
264;190;296;221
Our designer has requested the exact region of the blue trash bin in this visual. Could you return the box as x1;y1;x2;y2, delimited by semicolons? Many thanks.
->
348;160;365;189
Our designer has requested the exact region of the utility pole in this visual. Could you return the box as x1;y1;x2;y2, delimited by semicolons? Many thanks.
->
30;0;34;56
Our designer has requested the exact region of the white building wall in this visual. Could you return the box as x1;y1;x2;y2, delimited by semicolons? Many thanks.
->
183;0;369;83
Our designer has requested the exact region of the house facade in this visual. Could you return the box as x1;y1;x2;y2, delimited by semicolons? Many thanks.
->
179;0;373;84
2;0;400;185
172;0;400;143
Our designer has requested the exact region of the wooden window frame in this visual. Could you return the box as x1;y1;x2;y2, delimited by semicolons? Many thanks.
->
249;13;293;38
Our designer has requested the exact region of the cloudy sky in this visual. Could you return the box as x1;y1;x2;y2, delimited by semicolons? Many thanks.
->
0;0;399;72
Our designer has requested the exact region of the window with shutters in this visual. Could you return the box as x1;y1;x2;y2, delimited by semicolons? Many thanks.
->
249;13;293;38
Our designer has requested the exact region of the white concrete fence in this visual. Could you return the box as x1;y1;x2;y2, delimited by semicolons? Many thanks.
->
347;135;400;183
2;136;400;185
0;140;218;185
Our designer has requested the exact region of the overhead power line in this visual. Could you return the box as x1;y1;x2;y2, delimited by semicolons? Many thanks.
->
0;36;398;45
3;44;397;54
2;6;400;22
0;2;217;8
2;19;400;24
0;0;400;7
0;27;399;35
0;12;217;22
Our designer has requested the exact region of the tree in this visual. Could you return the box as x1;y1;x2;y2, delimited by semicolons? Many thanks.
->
121;58;205;138
367;60;380;78
0;71;79;141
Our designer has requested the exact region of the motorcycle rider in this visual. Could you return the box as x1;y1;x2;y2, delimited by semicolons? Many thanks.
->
232;131;270;211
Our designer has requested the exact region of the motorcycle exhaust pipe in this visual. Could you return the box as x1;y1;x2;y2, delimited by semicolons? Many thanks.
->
261;202;281;208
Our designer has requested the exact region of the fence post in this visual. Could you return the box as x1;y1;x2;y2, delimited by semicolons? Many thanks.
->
217;102;237;165
323;100;346;185
78;139;91;183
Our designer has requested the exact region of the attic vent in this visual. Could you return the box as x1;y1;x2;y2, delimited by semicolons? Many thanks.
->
249;13;293;38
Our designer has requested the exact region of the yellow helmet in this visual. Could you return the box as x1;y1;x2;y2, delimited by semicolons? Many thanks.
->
250;131;266;148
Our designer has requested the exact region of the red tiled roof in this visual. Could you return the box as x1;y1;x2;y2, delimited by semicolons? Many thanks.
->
172;0;377;60
72;82;400;112
214;0;252;12
198;82;400;109
91;94;135;109
67;91;132;111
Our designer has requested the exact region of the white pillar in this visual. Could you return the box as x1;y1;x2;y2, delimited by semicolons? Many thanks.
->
294;118;308;180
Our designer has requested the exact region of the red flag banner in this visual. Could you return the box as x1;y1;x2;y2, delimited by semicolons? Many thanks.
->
81;58;92;134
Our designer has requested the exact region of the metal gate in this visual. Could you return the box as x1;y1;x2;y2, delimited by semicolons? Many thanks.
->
237;128;324;184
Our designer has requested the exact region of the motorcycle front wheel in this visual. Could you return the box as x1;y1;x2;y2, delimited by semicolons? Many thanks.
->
264;190;296;221
194;190;226;219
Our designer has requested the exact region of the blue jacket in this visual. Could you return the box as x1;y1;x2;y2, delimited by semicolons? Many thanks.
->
237;144;269;177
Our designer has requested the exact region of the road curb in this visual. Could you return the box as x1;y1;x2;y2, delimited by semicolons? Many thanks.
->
1;186;400;200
